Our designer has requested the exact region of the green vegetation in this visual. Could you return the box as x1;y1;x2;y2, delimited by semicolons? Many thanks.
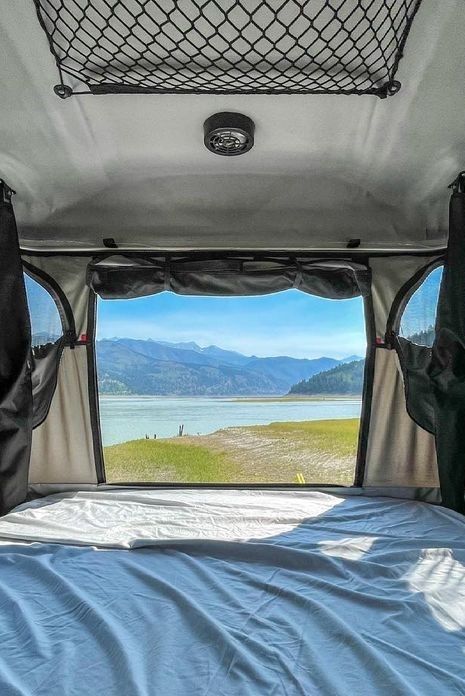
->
231;395;361;403
104;438;237;482
404;326;434;346
98;377;132;395
289;359;365;395
250;418;359;458
104;418;360;485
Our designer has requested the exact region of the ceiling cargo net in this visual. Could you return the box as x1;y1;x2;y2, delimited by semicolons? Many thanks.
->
34;0;422;98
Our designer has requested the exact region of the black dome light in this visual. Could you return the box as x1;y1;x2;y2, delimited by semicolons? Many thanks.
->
204;112;255;156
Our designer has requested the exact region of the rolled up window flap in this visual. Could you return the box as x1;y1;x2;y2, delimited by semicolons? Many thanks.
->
87;256;371;300
0;182;33;514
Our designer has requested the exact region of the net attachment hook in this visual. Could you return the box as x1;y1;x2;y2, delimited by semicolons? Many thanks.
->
377;80;401;99
53;83;73;99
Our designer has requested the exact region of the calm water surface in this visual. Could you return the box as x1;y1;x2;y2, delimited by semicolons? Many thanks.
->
100;396;362;446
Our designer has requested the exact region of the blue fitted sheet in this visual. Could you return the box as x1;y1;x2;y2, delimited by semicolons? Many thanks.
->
0;490;464;695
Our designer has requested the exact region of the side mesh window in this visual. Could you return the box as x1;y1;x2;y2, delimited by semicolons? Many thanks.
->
399;266;443;347
24;273;63;348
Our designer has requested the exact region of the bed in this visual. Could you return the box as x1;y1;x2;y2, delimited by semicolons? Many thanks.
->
0;489;464;695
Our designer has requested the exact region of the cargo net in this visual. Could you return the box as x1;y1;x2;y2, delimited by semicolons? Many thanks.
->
34;0;422;98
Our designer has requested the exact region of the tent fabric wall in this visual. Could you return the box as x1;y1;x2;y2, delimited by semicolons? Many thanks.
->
22;255;100;486
364;253;441;495
29;346;98;485
23;249;443;501
364;348;438;488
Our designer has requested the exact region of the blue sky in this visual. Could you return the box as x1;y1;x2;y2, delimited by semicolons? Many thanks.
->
97;290;367;360
25;275;63;342
400;266;442;338
25;265;443;360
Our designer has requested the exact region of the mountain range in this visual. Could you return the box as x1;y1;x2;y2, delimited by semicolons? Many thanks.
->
96;338;363;396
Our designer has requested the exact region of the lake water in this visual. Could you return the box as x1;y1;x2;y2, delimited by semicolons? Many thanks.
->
100;396;362;446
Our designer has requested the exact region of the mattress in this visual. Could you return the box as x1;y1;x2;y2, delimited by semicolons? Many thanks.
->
0;489;464;695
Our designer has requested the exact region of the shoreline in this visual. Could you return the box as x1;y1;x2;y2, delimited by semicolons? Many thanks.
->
99;394;362;401
103;418;360;485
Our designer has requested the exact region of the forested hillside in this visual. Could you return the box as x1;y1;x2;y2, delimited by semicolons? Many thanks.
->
289;359;365;395
402;326;435;346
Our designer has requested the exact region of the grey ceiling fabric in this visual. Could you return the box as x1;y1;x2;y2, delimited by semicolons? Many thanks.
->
87;255;371;299
1;1;463;250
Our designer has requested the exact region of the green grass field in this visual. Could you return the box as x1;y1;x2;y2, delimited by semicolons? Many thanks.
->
250;419;359;458
104;438;239;483
104;418;360;485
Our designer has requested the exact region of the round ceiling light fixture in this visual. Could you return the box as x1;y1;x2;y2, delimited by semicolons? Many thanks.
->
203;112;255;156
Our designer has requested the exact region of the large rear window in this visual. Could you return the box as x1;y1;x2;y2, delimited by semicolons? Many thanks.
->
96;290;366;485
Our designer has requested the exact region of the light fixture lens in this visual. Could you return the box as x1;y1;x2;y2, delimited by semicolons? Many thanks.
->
204;113;254;156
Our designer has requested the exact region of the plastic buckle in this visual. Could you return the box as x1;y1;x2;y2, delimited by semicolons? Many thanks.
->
0;180;15;203
448;172;465;194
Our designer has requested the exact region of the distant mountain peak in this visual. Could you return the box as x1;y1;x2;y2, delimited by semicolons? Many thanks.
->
158;340;202;352
340;354;364;363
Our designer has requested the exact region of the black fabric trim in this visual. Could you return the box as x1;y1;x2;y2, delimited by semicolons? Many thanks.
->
429;187;465;512
22;260;76;340
104;482;346;489
21;248;446;259
86;292;105;484
90;86;398;97
354;286;376;487
0;184;33;514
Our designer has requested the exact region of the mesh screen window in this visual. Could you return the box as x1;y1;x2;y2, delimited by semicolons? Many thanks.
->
96;290;366;485
34;0;422;97
24;273;63;347
399;266;443;347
